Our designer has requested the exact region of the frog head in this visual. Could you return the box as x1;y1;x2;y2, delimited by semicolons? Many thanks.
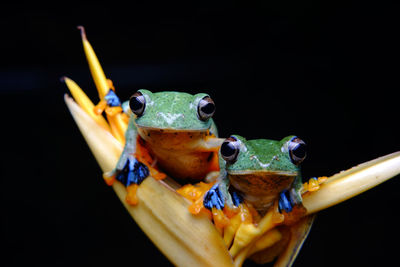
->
129;89;215;131
220;135;306;211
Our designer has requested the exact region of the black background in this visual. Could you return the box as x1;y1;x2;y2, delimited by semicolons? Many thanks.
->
2;2;400;266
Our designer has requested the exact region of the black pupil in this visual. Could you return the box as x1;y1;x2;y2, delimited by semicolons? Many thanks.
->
292;143;306;159
221;142;236;157
201;102;215;115
130;97;143;111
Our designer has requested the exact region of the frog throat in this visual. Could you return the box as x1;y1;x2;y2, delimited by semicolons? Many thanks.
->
228;172;298;207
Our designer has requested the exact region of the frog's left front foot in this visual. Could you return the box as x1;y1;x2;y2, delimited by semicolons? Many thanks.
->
278;190;295;213
278;189;307;225
104;157;150;205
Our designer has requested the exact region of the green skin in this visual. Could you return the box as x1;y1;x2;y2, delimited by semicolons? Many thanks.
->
216;135;303;214
106;89;221;181
134;90;216;131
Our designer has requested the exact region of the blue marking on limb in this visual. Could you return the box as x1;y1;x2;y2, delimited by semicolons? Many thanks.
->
105;89;122;107
278;190;293;213
203;184;225;210
232;191;243;207
116;158;150;187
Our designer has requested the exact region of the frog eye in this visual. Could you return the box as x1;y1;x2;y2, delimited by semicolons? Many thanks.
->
197;96;215;121
220;136;240;164
288;137;307;165
129;91;146;116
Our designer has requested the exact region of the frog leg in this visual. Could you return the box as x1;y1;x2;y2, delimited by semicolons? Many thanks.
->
203;173;235;231
121;100;131;116
103;117;150;204
278;172;303;212
278;175;308;224
103;118;136;179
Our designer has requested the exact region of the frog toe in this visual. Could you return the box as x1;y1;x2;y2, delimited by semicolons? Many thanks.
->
105;106;123;116
126;184;139;205
103;172;116;186
211;207;230;229
149;168;167;180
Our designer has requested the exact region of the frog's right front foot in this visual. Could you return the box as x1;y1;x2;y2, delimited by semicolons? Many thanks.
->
103;157;150;205
203;184;230;229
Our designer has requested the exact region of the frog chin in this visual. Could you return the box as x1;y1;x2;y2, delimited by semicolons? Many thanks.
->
228;171;297;214
137;127;210;148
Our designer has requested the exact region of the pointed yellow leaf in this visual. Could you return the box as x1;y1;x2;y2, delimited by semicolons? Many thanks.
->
303;151;400;214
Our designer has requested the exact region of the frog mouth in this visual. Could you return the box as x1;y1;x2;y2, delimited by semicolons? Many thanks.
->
136;124;210;133
228;170;297;176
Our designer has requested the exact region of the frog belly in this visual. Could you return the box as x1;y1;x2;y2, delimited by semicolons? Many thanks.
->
138;129;215;181
229;173;296;213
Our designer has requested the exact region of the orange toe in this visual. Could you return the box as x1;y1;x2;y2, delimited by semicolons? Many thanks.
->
103;174;115;186
307;178;320;192
94;100;107;115
151;169;167;180
105;106;123;116
126;184;139;205
212;208;230;229
224;205;239;219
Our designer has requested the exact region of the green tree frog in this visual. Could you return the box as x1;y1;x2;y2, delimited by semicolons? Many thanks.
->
203;134;307;225
105;89;222;205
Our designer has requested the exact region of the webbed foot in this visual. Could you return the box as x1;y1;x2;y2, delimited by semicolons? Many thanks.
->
204;184;230;229
104;157;150;205
278;189;307;225
204;183;225;210
116;157;149;187
94;87;123;116
278;190;294;213
303;176;328;192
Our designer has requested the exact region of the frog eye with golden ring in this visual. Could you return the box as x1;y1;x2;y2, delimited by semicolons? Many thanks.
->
220;136;240;164
129;91;146;116
288;137;307;165
197;96;215;121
